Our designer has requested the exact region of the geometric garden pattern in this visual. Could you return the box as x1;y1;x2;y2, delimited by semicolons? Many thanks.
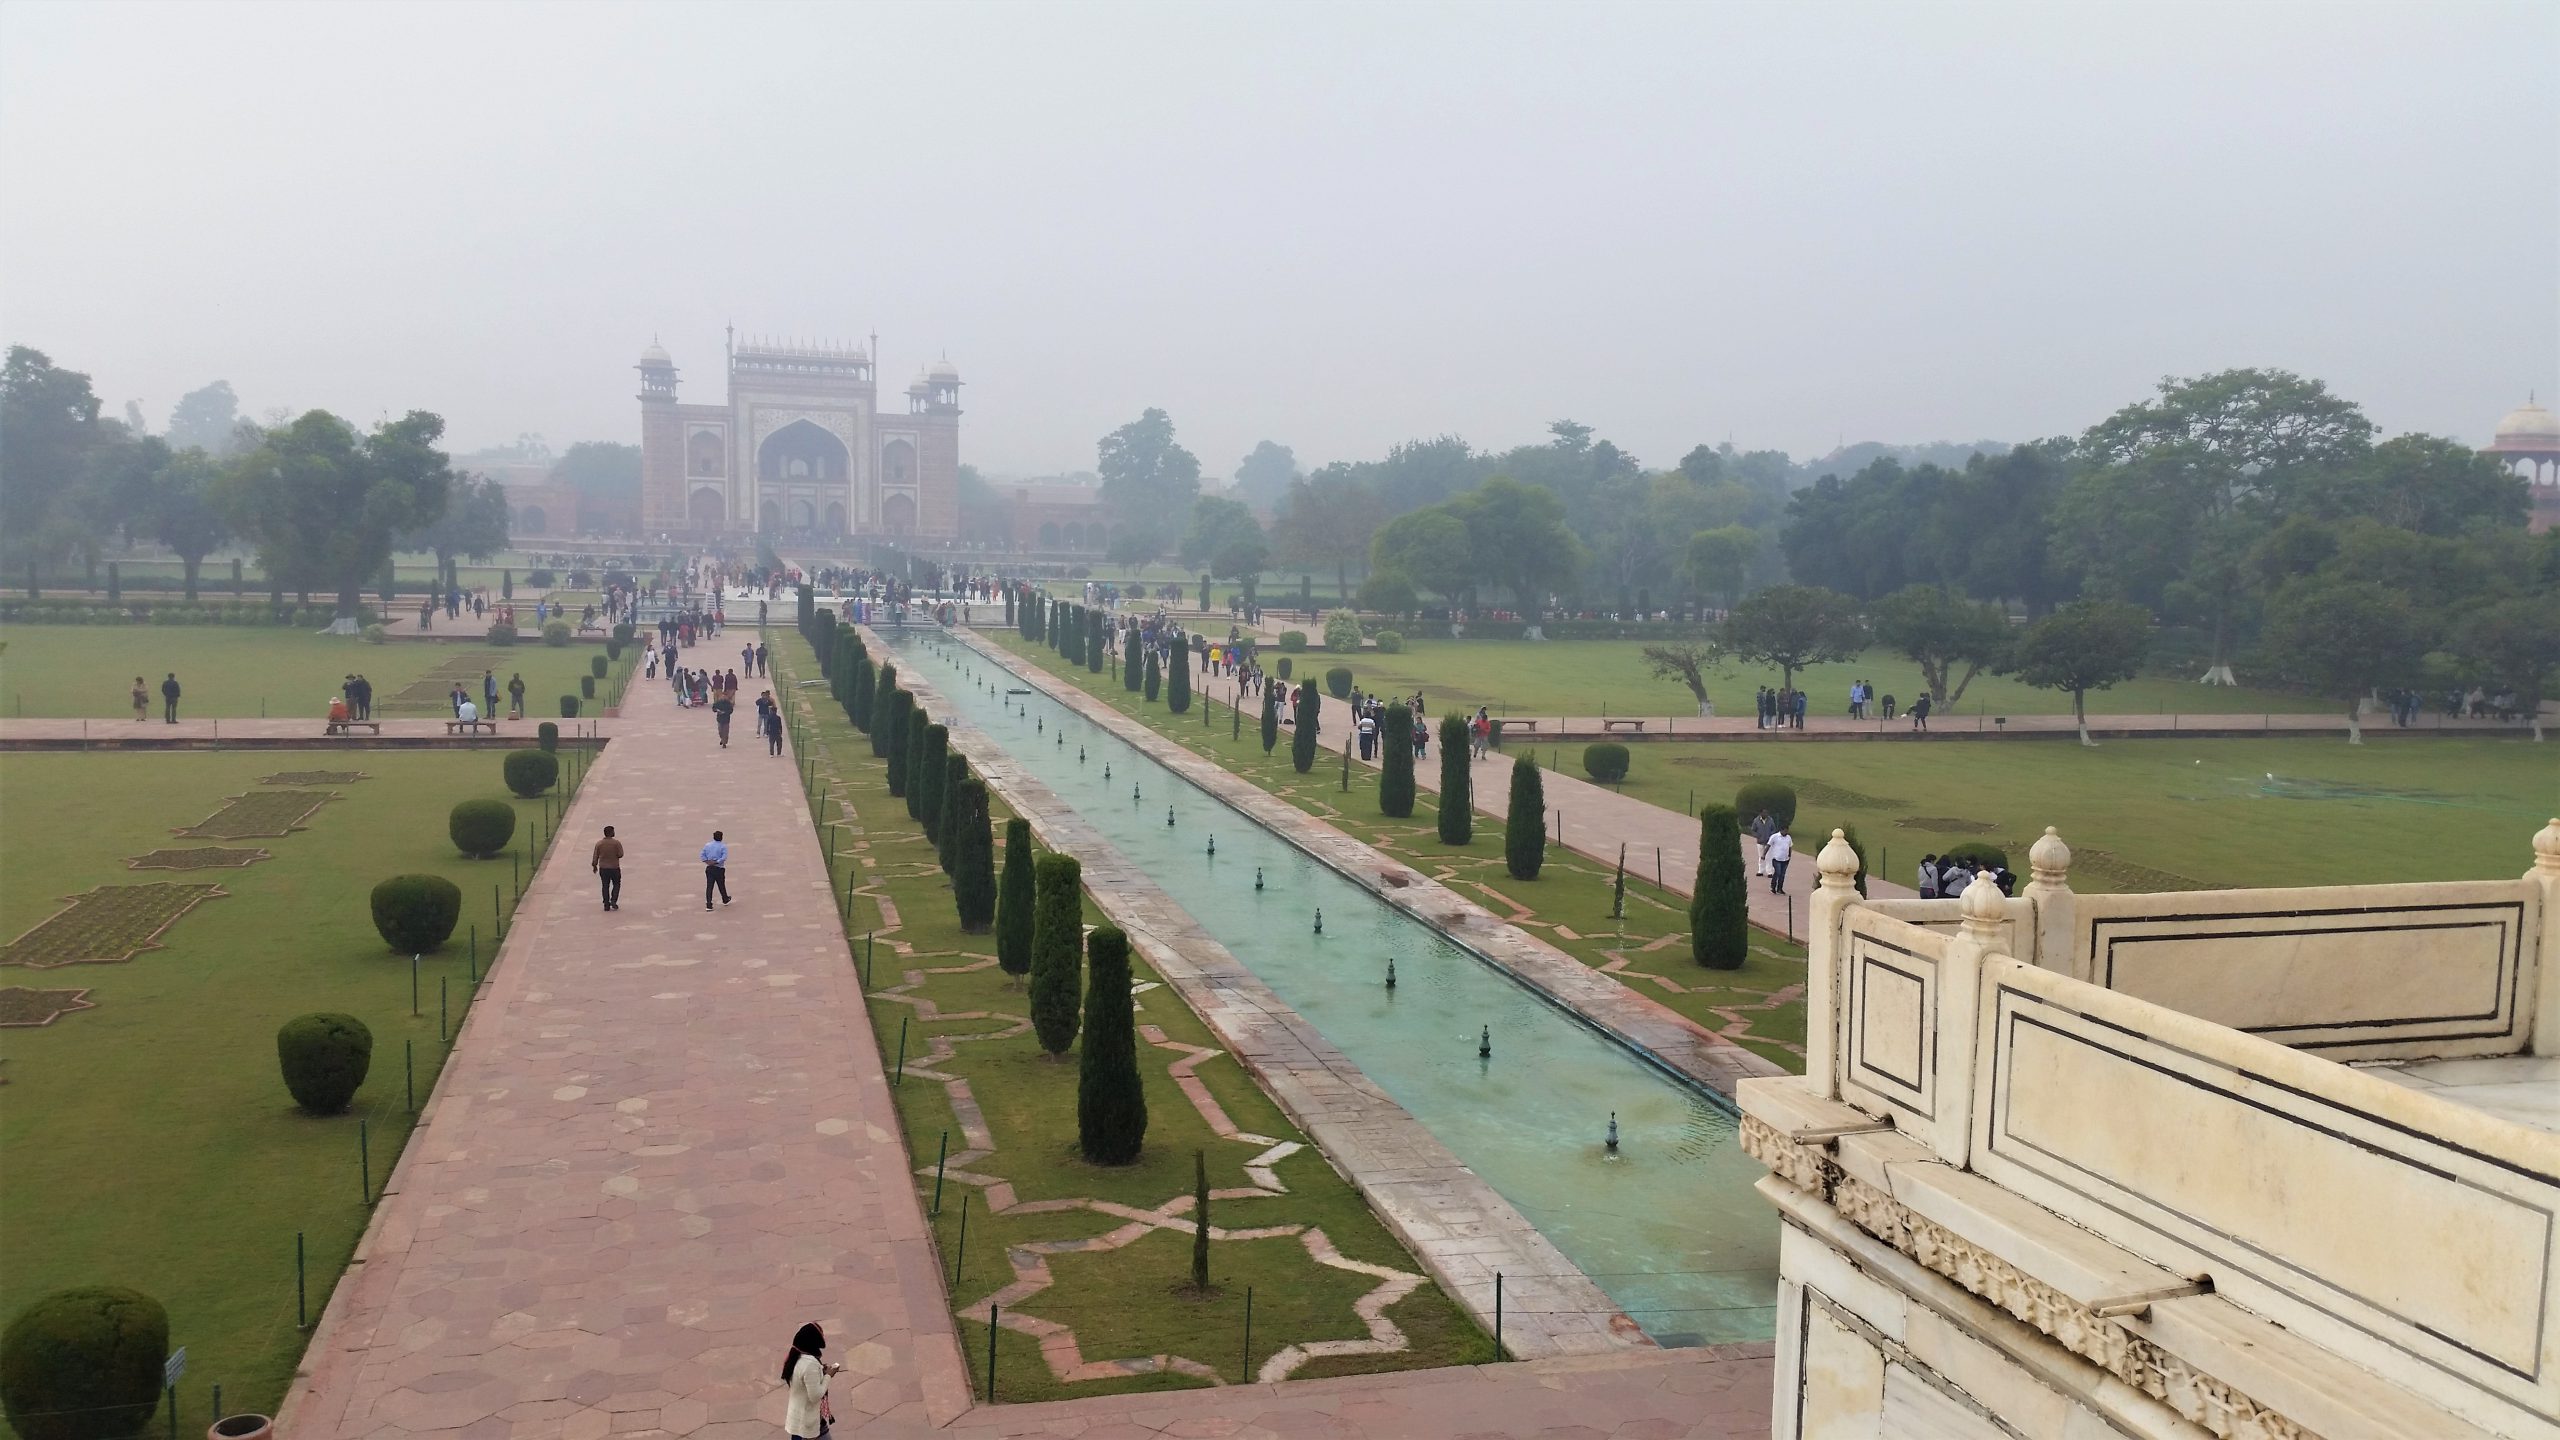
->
0;884;228;969
173;790;336;839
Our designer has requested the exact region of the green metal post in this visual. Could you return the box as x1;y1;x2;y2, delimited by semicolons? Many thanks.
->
893;1016;908;1087
406;1039;415;1112
411;953;420;1015
986;1304;998;1402
296;1232;307;1328
440;976;448;1042
1495;1271;1504;1360
1242;1285;1254;1380
470;926;479;984
866;932;875;988
952;1194;969;1284
359;1118;371;1204
932;1130;949;1216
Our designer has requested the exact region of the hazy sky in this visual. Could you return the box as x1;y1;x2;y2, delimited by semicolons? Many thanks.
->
5;1;2553;480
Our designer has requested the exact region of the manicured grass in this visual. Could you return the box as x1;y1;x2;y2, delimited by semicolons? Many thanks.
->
1288;637;2329;720
774;631;1491;1403
0;748;581;1435
1612;735;2559;894
0;625;630;719
984;631;1811;1072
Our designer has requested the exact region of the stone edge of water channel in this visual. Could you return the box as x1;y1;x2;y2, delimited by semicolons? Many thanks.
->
944;626;1787;1106
878;627;1651;1360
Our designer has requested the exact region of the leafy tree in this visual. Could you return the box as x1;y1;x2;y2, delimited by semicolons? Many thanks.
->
1260;682;1280;754
1291;679;1321;772
1378;704;1415;817
1685;525;1759;609
1446;477;1585;624
0;346;108;571
165;380;244;455
1436;711;1471;844
1505;754;1546;880
1028;854;1085;1055
1167;633;1192;712
148;450;231;599
1719;585;1866;690
1076;925;1147;1163
1690;805;1747;970
2257;579;2432;733
1868;585;2012;706
996;819;1036;977
1271;473;1387;601
1231;439;1301;507
2449;595;2560;716
951;777;996;929
1180;495;1270;586
223;409;457;629
1356;571;1419;617
2002;600;2151;727
1369;508;1476;604
1097;407;1202;560
1641;642;1727;716
550;441;641;528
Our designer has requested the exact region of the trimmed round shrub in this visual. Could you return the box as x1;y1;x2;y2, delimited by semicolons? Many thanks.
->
362;623;389;645
541;619;572;647
1;1286;169;1440
1373;630;1404;654
448;799;516;858
612;621;634;644
559;694;580;717
1276;657;1293;680
276;1013;373;1113
485;621;518;646
579;675;597;699
526;568;556;586
1734;779;1798;831
1323;608;1363;653
537;721;559;752
503;748;560;797
589;654;608;678
1324;666;1353;699
1582;743;1631;784
1277;630;1308;652
1941;841;2010;872
604;639;622;662
370;874;462;953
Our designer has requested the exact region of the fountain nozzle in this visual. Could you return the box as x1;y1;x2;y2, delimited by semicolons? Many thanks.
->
1255;867;1264;891
1606;1112;1619;1151
1207;836;1216;856
1166;806;1175;827
1478;1025;1492;1059
1386;957;1397;990
1313;908;1323;934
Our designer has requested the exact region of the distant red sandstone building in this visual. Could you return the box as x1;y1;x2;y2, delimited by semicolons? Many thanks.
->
2488;395;2560;535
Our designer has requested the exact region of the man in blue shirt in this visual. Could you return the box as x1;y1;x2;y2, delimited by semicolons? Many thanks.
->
701;830;732;910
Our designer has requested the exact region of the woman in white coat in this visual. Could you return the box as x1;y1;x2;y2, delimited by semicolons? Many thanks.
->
780;1322;838;1439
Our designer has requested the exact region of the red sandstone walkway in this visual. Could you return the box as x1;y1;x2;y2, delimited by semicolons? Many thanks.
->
277;639;1772;1439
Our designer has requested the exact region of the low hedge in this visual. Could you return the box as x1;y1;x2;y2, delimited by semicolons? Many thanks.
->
541;619;572;647
1582;743;1631;784
503;748;559;797
0;598;376;627
1277;630;1308;652
486;621;518;646
1734;779;1798;831
1940;841;2010;872
448;798;516;858
1373;630;1404;654
362;623;388;644
526;568;556;587
369;874;462;953
276;1012;373;1113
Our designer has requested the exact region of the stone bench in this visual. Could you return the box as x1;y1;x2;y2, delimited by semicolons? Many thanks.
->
444;718;500;735
324;720;382;736
1601;718;1647;732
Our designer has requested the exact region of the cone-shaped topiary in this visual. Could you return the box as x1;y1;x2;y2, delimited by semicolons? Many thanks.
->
1691;805;1748;970
276;1012;373;1113
1261;683;1280;753
537;720;559;752
1076;925;1146;1163
952;779;997;932
1437;712;1472;844
1378;704;1415;817
370;873;462;953
916;723;950;840
937;751;969;872
996;819;1035;977
1028;853;1084;1055
502;748;559;797
1124;629;1143;691
1291;681;1320;773
448;799;517;858
1505;754;1546;880
1143;649;1160;702
590;654;609;680
1;1286;168;1440
1167;635;1192;713
559;694;579;718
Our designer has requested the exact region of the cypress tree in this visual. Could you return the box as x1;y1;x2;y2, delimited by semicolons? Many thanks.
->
833;633;858;707
1025;592;1044;642
1143;649;1161;702
912;718;944;827
879;687;912;779
1437;712;1472;844
1124;627;1143;691
952;778;997;930
891;700;922;802
996;819;1035;979
1378;704;1415;817
1004;584;1015;627
1291;682;1320;773
1056;602;1075;662
851;656;874;728
1167;635;1192;713
1505;754;1546;880
796;584;814;631
871;666;901;750
1692;804;1748;969
938;751;970;871
1028;853;1084;1055
1261;683;1280;754
1076;925;1147;1164
1086;609;1105;672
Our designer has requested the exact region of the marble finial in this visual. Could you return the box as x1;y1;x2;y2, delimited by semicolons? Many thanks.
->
1959;869;2007;930
2028;826;2072;887
1817;828;1860;889
2536;818;2560;874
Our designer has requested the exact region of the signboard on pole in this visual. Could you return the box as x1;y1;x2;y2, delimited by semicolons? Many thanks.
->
163;1347;187;1386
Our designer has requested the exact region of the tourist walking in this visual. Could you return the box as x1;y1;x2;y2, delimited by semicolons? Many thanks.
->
352;674;373;720
132;676;148;722
482;669;499;718
1765;827;1794;893
1910;694;1932;731
712;690;735;748
701;830;733;909
1917;854;1940;899
507;672;526;719
160;672;181;723
592;825;624;911
779;1322;837;1440
761;693;784;756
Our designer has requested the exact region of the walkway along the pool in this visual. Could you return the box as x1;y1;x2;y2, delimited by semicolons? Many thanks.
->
274;628;1774;1439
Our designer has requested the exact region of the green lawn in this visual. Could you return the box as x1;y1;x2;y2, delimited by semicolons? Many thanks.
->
1609;735;2558;895
982;631;1810;1071
774;631;1491;1401
41;553;646;599
0;625;630;719
1287;638;2328;720
0;748;581;1435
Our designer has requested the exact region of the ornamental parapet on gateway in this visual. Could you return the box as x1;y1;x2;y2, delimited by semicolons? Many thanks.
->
1741;821;2560;1440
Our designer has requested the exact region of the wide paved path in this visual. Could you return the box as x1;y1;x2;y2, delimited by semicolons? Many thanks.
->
280;637;1774;1439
